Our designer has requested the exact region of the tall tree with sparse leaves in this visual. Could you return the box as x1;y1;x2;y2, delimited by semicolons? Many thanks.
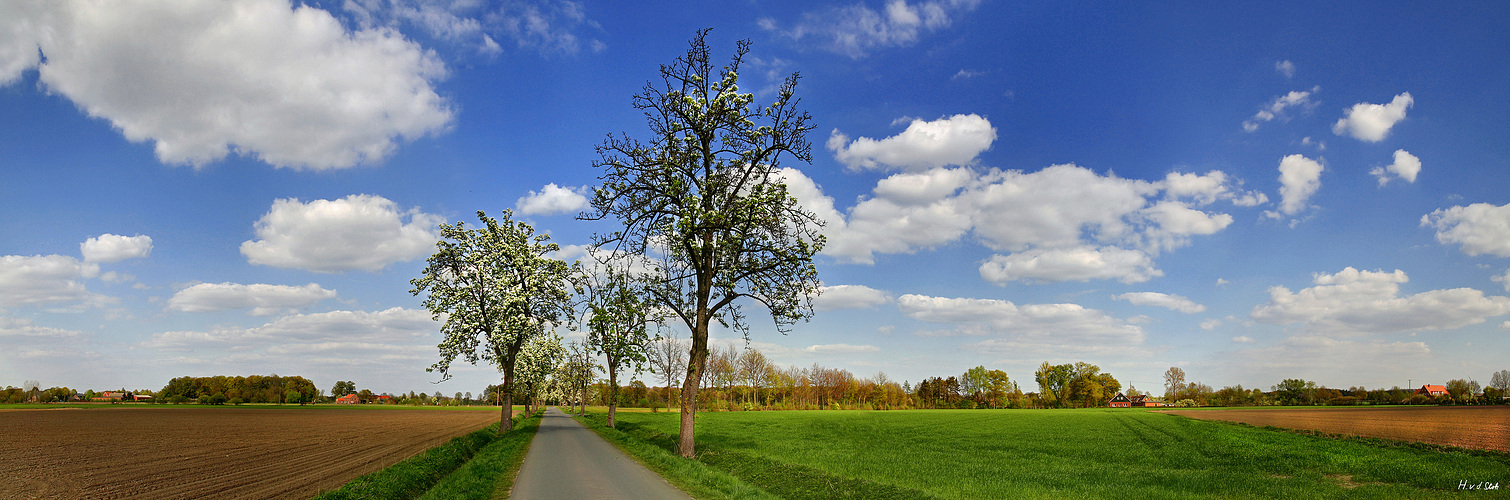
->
411;210;578;432
584;29;823;458
585;264;659;427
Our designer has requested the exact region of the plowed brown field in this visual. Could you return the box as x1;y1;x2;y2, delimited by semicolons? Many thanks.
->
1161;406;1510;452
0;407;500;499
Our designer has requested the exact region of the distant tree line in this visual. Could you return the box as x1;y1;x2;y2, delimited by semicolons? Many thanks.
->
158;375;318;405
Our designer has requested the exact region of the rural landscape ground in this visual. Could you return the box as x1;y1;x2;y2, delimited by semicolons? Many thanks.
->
3;403;1505;499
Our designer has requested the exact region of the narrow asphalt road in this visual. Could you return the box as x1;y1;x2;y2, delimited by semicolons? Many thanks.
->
509;407;692;499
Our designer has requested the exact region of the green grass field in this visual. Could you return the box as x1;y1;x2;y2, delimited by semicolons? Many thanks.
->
589;408;1510;499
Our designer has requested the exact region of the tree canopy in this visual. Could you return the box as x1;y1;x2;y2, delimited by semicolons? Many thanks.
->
411;210;579;431
584;29;823;457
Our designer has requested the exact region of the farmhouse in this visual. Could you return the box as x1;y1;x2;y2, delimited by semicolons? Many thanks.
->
335;394;360;404
1128;394;1167;407
91;391;128;402
1416;385;1449;397
1108;393;1131;407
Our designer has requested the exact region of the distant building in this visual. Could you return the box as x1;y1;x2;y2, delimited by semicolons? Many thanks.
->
92;391;128;402
1416;385;1449;397
1128;394;1167;407
1109;393;1131;408
335;394;360;404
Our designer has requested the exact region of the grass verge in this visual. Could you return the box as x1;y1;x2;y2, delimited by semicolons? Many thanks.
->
416;412;541;499
312;410;537;500
573;411;778;500
607;409;1510;499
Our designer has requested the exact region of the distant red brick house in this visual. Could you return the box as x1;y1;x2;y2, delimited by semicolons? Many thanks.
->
374;395;392;403
1128;394;1167;407
335;394;360;404
1108;393;1131;407
1416;385;1449;397
92;391;127;402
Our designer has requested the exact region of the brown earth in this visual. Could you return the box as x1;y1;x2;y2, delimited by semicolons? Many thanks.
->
0;406;504;499
1161;406;1510;452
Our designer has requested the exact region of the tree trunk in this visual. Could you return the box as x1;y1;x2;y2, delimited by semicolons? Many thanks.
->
607;361;619;427
499;343;521;433
677;316;709;458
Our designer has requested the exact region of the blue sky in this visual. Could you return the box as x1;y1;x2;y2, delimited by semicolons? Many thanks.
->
3;0;1508;396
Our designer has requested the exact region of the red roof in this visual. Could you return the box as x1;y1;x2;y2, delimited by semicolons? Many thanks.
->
1418;385;1449;395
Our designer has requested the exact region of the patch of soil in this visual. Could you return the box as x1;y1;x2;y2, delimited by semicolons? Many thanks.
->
0;407;499;499
1160;406;1510;452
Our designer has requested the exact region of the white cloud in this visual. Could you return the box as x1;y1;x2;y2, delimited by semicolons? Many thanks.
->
240;194;442;272
1370;149;1421;186
814;285;892;311
0;316;85;339
166;282;337;316
1231;335;1253;343
1251;267;1510;335
1112;292;1206;314
146;307;436;350
804;343;880;353
980;246;1160;284
1300;136;1325;151
761;0;981;58
80;234;153;263
1275;60;1295;78
1333;92;1413;142
1202;319;1223;330
344;0;603;56
829;114;997;172
0;255;109;309
952;69;983;80
1242;88;1317;132
1;0;453;169
1421;202;1510;258
1493;270;1510;292
898;294;1144;347
516;183;589;216
1266;154;1324;219
780;162;1248;279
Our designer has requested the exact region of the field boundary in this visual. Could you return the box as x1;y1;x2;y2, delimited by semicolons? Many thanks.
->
312;410;537;500
415;411;542;499
572;411;777;500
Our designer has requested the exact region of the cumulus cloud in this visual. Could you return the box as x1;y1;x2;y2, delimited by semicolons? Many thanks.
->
240;194;443;272
814;285;892;311
1266;154;1324;220
780;162;1250;282
80;234;153;263
760;0;982;58
1421;202;1510;258
516;183;589;216
898;294;1144;347
1371;149;1421;186
1333;92;1413;142
0;255;110;309
829;114;997;172
166;282;337;316
1231;335;1253;343
1275;60;1295;78
1251;267;1510;335
0;0;453;169
1202;319;1223;330
979;246;1160;284
1242;88;1317;132
1112;292;1206;314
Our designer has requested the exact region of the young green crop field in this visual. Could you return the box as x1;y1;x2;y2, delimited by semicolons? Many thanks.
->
594;408;1510;499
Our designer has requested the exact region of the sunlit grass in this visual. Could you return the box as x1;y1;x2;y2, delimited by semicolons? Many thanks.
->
601;408;1509;499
